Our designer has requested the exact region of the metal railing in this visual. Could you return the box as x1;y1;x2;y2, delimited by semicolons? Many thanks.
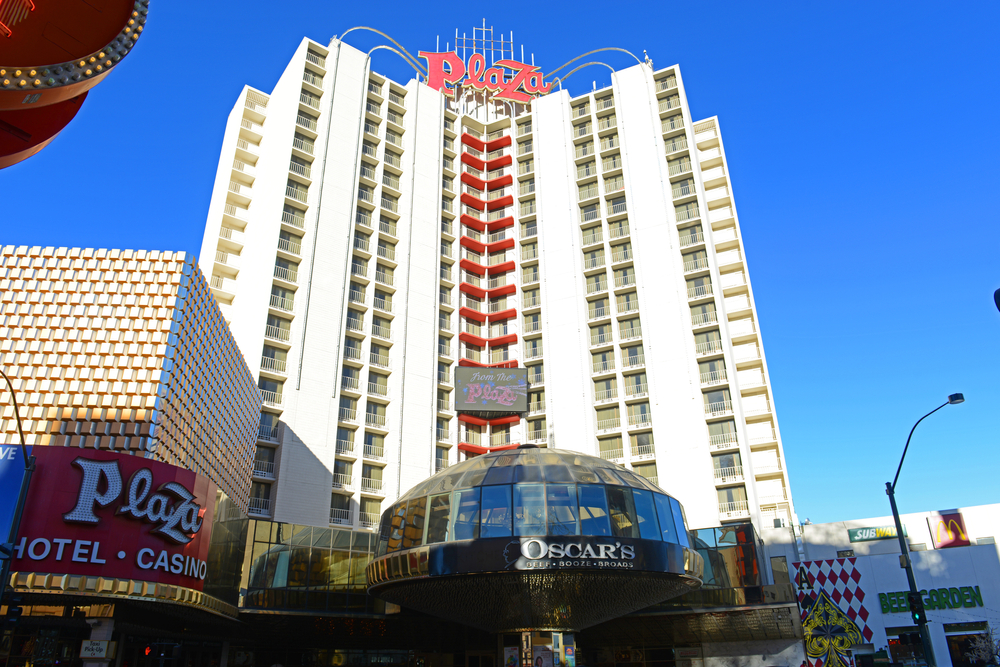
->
274;265;298;283
360;512;380;528
370;353;391;369
587;279;608;294
714;466;743;480
365;412;388;428
692;310;719;327
624;382;648;398
336;439;354;455
622;354;645;368
367;382;389;398
607;200;627;216
332;473;354;489
704;400;733;416
364;444;385;461
338;407;357;422
372;324;392;340
253;460;276;479
684;257;710;272
696;340;724;355
292;136;314;155
265;323;292;342
260;389;282;406
592;359;615;374
595;388;617;402
609;224;630;240
687;283;713;299
719;500;750;516
248;498;271;516
330;508;351;525
361;478;384;494
628;412;652;427
259;425;279;442
341;376;360;392
709;432;739;449
599;447;623;460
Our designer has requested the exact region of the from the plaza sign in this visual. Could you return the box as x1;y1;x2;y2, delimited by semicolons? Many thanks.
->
419;52;551;103
455;367;528;412
10;447;216;590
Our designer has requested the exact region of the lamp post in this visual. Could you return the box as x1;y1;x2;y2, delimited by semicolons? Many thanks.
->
0;369;36;603
886;392;964;667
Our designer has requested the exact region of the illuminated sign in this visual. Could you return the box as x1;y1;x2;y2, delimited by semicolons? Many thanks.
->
879;586;983;613
455;367;528;412
10;447;216;590
847;525;907;543
418;52;551;103
927;510;971;549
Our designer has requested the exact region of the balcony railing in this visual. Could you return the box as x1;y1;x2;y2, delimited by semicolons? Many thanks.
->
372;325;392;340
253;460;276;479
364;444;385;461
338;407;357;423
332;473;353;490
368;382;389;398
248;498;271;516
680;232;705;247
599;447;623;460
260;390;282;407
258;425;279;442
366;412;388;428
700;369;728;386
277;237;302;256
692;310;719;327
696;340;724;355
361;478;384;494
341;376;360;392
609;224;630;240
624;382;648;398
269;294;294;312
714;465;744;480
435;458;449;473
274;265;298;283
595;388;617;402
264;325;291;342
370;353;391;369
709;432;739;449
622;354;645;368
360;512;380;528
633;444;655;459
261;356;287;374
687;284;713;299
719;500;750;517
705;400;733;416
628;413;652;427
607;200;627;216
336;439;354;455
656;76;677;91
330;508;351;525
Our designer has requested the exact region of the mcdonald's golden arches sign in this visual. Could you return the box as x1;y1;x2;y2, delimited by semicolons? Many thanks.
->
927;510;971;549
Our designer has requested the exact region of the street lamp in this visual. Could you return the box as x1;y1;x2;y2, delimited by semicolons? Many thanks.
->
0;369;36;603
886;392;964;667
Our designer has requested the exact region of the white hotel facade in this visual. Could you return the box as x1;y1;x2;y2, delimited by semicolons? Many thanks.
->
198;35;797;535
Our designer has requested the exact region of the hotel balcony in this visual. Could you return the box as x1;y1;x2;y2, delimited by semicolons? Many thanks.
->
700;369;728;387
332;473;354;491
713;466;744;484
330;508;352;526
260;390;283;407
364;444;386;462
705;400;733;417
252;460;276;480
631;444;655;461
719;500;751;521
336;439;355;456
361;478;385;495
708;432;739;452
248;498;272;517
258;425;279;443
599;447;624;462
360;512;380;529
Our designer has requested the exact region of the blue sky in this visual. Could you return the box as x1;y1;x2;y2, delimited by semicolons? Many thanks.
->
2;2;998;525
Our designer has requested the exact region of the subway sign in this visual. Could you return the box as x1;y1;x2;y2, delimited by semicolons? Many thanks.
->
847;526;906;543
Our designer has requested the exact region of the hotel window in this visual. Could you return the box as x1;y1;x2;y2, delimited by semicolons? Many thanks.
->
598;435;622;456
594;377;616;401
579;182;599;200
704;388;732;410
687;275;712;298
676;201;700;221
362;463;382;483
261;346;287;373
674;179;696;198
361;497;381;521
528;391;544;411
524;288;540;307
627;402;650;421
527;364;544;383
631;432;654;457
378;239;395;261
695;329;723;354
579;160;597;178
525;338;542;358
683;249;708;271
691;301;717;325
437;362;450;383
591;324;612;345
712;452;742;474
524;312;541;333
294;132;315;154
362;433;381;460
583;249;605;269
523;266;539;283
633;462;657;482
250;481;270;500
436;418;449;439
339;396;356;416
275;257;298;280
663;114;683;132
623;345;643;366
708;420;737;442
596;407;620;430
342;365;360;387
616;292;639;312
258;377;282;398
336;427;354;447
333;459;352;480
668;156;692;174
528;419;545;439
592;350;614;373
463;343;482;362
624;373;647;396
699;359;727;383
490;345;512;363
718;486;747;507
608;219;628;238
581;203;599;221
279;229;303;253
330;493;349;513
365;402;386;423
589;298;609;319
435;446;449;464
369;372;388;395
300;89;321;109
586;273;607;293
613;266;634;287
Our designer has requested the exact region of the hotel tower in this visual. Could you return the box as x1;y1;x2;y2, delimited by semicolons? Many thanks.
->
198;31;797;537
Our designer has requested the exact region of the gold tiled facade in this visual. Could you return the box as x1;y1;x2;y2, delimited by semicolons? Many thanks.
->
0;246;261;512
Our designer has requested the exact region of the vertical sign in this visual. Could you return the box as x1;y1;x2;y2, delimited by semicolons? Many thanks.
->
0;445;28;542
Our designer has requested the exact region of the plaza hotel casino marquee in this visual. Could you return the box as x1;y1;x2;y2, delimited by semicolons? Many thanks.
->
0;446;239;666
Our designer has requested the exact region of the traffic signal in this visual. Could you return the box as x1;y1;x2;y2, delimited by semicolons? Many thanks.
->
4;594;23;628
908;592;926;625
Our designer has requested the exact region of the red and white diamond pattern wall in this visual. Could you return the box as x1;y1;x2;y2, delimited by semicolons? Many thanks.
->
794;558;874;643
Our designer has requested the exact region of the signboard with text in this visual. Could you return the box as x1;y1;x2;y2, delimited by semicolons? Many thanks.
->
419;52;551;102
0;445;29;543
847;525;906;543
10;447;216;590
455;367;528;413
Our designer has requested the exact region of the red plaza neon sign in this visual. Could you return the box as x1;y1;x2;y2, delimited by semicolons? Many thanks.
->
419;52;551;103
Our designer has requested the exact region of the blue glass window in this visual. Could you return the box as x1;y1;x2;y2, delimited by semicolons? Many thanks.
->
631;489;661;540
452;487;481;540
480;485;513;537
670;497;689;547
578;484;612;536
426;493;451;544
606;486;638;538
546;484;579;536
653;493;677;543
513;484;546;536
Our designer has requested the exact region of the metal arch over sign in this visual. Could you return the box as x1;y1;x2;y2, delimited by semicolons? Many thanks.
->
418;52;551;103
